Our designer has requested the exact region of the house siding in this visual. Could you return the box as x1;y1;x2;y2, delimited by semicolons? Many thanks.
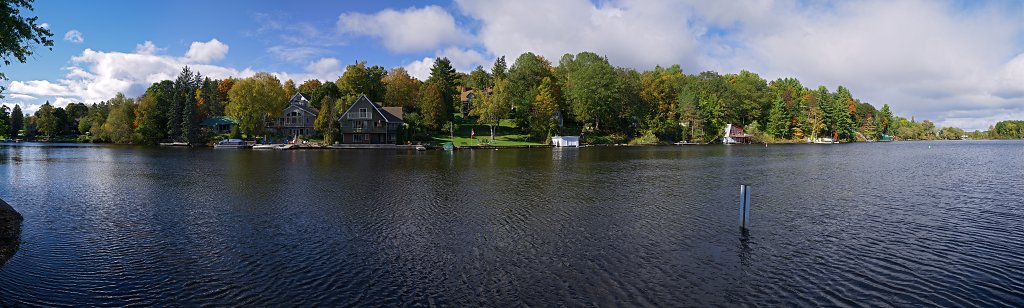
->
338;95;403;144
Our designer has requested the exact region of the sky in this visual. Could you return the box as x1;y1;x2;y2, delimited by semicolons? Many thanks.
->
2;0;1022;131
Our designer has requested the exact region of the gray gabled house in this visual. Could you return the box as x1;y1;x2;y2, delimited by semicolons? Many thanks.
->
268;92;318;138
338;95;404;144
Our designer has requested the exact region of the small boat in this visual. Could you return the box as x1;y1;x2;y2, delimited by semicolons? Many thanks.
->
415;145;427;151
442;142;455;151
158;142;190;147
214;139;252;149
811;137;837;144
252;144;279;150
275;144;297;150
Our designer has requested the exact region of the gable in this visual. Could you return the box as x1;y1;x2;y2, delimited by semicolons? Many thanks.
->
338;95;403;123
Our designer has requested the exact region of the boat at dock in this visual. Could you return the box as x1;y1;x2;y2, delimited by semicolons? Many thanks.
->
213;139;252;149
252;144;279;150
158;142;190;147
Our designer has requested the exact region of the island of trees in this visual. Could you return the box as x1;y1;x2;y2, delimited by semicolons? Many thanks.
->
2;51;1022;145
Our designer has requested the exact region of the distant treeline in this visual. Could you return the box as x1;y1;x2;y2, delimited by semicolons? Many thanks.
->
0;51;1015;144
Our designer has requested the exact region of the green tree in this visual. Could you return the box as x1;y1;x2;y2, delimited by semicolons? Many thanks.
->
80;102;109;137
466;65;492;90
99;93;136;144
561;52;618;132
469;79;510;143
135;81;174;144
0;105;9;138
417;82;446;130
298;79;321;96
877;104;893;137
9;104;23;138
766;96;790;138
35;101;57;138
0;0;53;98
226;72;287;140
283;79;298;100
508;52;553;129
531;77;561;140
425;57;458;119
383;67;420;109
313;82;342;143
336;61;387;103
491;56;507;81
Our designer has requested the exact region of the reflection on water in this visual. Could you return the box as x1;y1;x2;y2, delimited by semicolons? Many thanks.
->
0;141;1023;305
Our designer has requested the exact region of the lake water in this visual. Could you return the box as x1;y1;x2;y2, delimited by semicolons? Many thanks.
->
1;141;1022;306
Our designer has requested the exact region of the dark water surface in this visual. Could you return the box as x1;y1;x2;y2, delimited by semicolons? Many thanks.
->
1;141;1022;306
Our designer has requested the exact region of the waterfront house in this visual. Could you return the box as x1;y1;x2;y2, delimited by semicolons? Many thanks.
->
722;124;752;144
459;86;492;115
337;95;404;144
200;116;239;134
268;93;318;137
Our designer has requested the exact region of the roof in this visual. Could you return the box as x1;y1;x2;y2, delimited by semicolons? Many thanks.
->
460;87;491;102
339;95;404;124
381;107;404;121
201;116;238;126
290;92;311;105
287;103;318;116
728;125;752;138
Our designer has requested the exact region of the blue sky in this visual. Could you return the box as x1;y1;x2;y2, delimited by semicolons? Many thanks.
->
3;0;1023;131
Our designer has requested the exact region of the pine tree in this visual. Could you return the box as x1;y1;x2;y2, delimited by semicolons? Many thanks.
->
10;105;23;138
766;95;790;138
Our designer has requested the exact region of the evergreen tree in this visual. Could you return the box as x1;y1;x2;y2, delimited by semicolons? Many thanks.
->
877;104;893;137
466;65;492;90
766;95;790;138
491;56;507;81
0;105;9;138
11;104;23;138
425;57;457;119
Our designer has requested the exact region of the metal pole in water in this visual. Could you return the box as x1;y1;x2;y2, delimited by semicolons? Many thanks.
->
739;185;751;230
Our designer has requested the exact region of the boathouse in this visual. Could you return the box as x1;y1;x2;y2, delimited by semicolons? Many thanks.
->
551;136;580;147
200;116;239;134
337;95;404;144
722;124;752;144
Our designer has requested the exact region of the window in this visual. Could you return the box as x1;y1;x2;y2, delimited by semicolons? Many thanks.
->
352;108;370;119
353;134;364;142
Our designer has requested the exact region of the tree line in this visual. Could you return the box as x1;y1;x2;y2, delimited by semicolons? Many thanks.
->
0;50;1015;144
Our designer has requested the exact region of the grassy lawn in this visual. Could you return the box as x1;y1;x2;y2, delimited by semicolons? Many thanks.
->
433;116;546;147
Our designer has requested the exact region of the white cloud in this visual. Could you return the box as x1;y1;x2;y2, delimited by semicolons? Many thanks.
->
403;57;434;81
455;0;701;69
184;38;229;63
39;23;49;29
6;93;36;101
305;58;342;80
64;30;84;43
8;41;257;106
338;5;468;53
135;41;160;55
268;46;326;63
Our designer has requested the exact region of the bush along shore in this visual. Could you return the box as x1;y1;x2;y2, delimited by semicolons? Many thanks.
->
0;198;23;267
